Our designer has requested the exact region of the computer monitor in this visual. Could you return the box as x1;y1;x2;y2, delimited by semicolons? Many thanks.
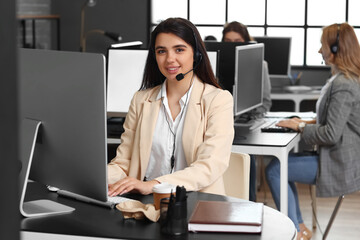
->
106;49;146;116
233;44;264;117
106;48;219;116
19;48;108;217
253;36;291;78
205;41;254;93
207;51;219;79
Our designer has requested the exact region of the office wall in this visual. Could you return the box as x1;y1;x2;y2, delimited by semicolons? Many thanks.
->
0;0;19;239
52;0;151;54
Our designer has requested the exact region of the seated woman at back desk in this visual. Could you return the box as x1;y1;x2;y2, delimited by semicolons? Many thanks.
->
222;21;272;202
107;18;234;197
266;23;360;240
222;21;272;118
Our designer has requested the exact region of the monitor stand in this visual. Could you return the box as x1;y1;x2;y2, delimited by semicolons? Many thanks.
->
19;119;75;218
233;116;266;141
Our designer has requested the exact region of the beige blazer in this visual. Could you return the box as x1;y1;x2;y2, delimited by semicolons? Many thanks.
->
108;76;234;195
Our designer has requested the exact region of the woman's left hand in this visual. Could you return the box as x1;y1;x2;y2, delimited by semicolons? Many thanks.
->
276;118;302;131
108;177;159;196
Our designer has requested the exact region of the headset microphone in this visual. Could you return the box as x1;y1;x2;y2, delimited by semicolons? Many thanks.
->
175;53;202;81
175;27;203;81
176;68;194;81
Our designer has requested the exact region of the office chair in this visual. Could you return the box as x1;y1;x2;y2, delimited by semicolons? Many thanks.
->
223;152;250;200
322;195;345;240
310;186;345;240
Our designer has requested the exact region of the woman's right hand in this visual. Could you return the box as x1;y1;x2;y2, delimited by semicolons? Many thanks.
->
108;177;159;196
276;118;303;131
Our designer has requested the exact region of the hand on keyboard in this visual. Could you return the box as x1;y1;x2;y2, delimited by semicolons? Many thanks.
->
261;125;295;133
107;195;135;204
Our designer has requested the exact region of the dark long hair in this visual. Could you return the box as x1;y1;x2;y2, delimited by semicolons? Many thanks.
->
140;18;220;90
222;21;253;42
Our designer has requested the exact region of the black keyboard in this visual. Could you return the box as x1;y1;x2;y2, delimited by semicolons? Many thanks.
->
261;125;295;133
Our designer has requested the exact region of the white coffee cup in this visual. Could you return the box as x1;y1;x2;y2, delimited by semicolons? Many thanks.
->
152;182;176;210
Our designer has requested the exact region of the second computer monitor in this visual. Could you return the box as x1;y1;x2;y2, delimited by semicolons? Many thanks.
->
254;36;291;78
234;44;264;117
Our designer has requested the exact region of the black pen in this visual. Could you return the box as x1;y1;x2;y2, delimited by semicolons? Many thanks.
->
176;186;186;202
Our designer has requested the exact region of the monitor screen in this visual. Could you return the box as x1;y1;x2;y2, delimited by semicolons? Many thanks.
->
107;49;147;116
19;49;108;203
234;44;264;117
106;49;218;116
254;36;291;78
205;41;254;93
207;51;219;79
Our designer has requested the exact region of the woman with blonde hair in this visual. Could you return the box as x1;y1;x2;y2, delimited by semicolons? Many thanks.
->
266;23;360;240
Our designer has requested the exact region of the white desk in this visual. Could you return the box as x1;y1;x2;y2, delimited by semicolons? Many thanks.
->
271;91;320;112
232;126;301;216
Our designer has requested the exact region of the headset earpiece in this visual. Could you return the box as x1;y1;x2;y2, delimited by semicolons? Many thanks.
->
192;31;202;66
330;24;341;54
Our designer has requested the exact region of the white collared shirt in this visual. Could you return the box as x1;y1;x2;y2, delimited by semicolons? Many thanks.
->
144;80;194;181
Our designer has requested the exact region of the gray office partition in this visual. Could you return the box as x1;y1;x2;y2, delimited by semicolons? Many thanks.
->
0;0;19;239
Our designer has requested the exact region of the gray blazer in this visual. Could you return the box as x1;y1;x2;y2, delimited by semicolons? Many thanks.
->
302;73;360;197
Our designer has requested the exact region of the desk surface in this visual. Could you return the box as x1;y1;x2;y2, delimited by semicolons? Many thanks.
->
22;183;295;240
271;85;322;95
233;124;299;147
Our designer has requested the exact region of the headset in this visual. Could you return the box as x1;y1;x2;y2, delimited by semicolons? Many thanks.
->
192;30;203;66
330;24;341;54
175;30;202;81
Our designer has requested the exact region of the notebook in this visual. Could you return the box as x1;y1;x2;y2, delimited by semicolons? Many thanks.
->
188;201;264;233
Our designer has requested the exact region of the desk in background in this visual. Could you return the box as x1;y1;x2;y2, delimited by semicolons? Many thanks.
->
17;15;60;50
21;182;296;240
271;86;321;112
232;124;301;216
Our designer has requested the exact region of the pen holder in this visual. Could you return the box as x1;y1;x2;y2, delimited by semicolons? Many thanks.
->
160;197;187;235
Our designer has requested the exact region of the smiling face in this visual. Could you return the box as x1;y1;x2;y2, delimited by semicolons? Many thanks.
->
223;31;245;42
154;33;194;82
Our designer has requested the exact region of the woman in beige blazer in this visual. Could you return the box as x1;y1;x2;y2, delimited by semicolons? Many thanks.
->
108;18;234;197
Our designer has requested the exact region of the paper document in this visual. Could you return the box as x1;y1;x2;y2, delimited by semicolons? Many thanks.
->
265;111;316;119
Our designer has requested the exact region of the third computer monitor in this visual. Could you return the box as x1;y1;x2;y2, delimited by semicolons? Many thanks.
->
205;41;254;93
234;43;264;117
